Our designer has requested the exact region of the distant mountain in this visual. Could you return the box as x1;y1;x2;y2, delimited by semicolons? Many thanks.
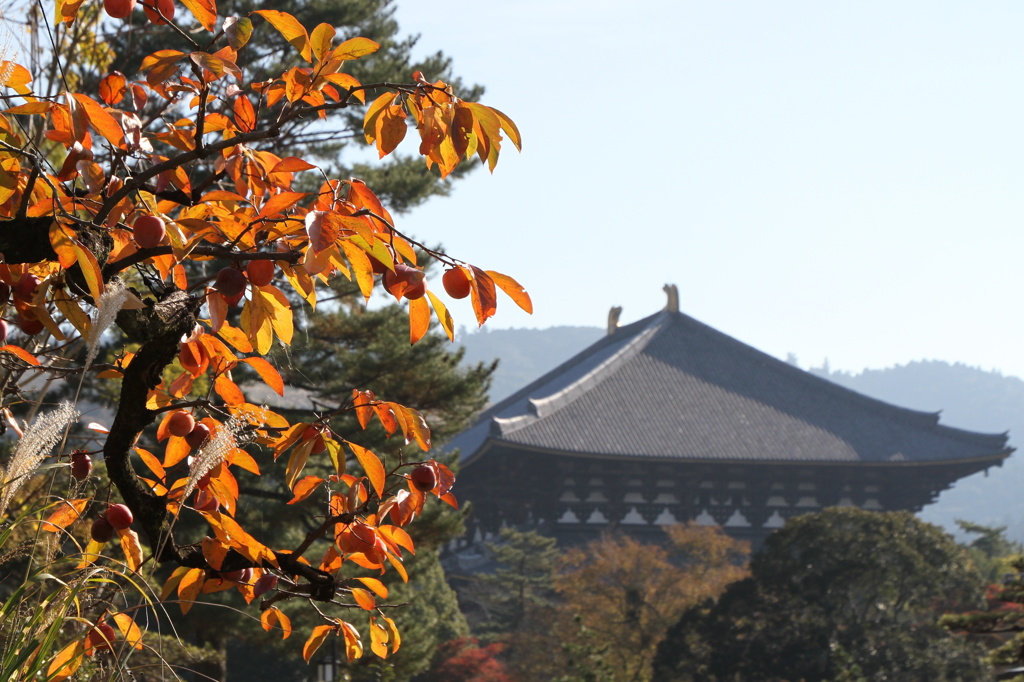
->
455;325;604;403
455;326;1024;541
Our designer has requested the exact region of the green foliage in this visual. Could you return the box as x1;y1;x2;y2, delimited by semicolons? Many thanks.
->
958;520;1023;582
652;508;992;682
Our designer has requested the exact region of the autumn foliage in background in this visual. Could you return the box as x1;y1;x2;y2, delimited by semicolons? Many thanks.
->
0;0;526;678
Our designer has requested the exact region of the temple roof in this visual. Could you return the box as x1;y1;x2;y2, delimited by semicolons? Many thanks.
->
450;307;1011;467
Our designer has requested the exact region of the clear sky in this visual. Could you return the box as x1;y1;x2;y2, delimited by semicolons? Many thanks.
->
388;2;1024;379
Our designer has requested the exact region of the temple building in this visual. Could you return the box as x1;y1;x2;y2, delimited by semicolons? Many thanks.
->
448;286;1013;545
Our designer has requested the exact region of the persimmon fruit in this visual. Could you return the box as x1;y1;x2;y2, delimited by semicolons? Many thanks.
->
167;410;196;438
442;267;472;299
106;503;134;530
410;465;437;492
213;267;247;297
246;259;275;287
134;215;166;248
71;452;92;481
103;0;136;19
91;516;115;543
144;0;174;24
185;423;212;449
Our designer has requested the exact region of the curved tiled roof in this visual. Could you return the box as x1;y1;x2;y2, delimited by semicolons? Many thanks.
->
450;309;1010;466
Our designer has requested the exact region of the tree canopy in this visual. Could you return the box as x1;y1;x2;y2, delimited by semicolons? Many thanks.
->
652;508;991;682
0;0;526;678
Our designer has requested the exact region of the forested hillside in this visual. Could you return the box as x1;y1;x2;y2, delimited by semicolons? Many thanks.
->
457;327;1024;540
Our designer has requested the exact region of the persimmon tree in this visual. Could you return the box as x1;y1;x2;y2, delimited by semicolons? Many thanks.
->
0;0;526;677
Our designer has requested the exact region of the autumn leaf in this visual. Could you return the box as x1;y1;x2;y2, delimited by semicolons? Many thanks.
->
46;640;84;681
288;475;325;504
180;0;217;31
254;10;312;62
346;440;384;498
42;498;89;533
119;528;144;572
261;607;292;639
303;624;336;662
112;613;144;650
487;270;533;314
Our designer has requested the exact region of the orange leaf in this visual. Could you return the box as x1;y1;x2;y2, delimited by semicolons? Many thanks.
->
241;356;284;395
261;607;292;639
346;440;385;498
271;156;316;173
340;621;364;660
355;576;388;598
408;295;429;345
118;528;144;572
0;344;39;366
72;93;125;149
352;389;373;430
48;221;77;270
135;447;165;481
288;475;325;504
180;0;217;31
258;191;306;220
46;640;84;681
111;612;144;650
177;567;205;614
201;536;228;571
98;72;127;106
351;586;375;610
469;266;498;326
303;624;335;662
214;374;246;406
233;95;256;133
41;498;89;533
486;270;533;314
254;10;312;62
217;323;254;353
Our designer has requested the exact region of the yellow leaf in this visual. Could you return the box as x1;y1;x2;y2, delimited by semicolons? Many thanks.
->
310;23;335;61
46;640;84;681
285;438;314;490
346;440;384;498
118;528;144;572
254;10;312;62
486;270;533;314
383;616;401;654
77;538;105;569
369;617;389;658
303;624;334;662
180;0;217;31
355;576;388;598
41;498;89;533
261;607;293;639
425;291;454;341
333;37;380;60
111;612;144;650
217;322;254;353
70;240;104;302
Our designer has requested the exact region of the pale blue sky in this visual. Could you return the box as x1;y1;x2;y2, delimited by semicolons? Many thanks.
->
390;2;1024;379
